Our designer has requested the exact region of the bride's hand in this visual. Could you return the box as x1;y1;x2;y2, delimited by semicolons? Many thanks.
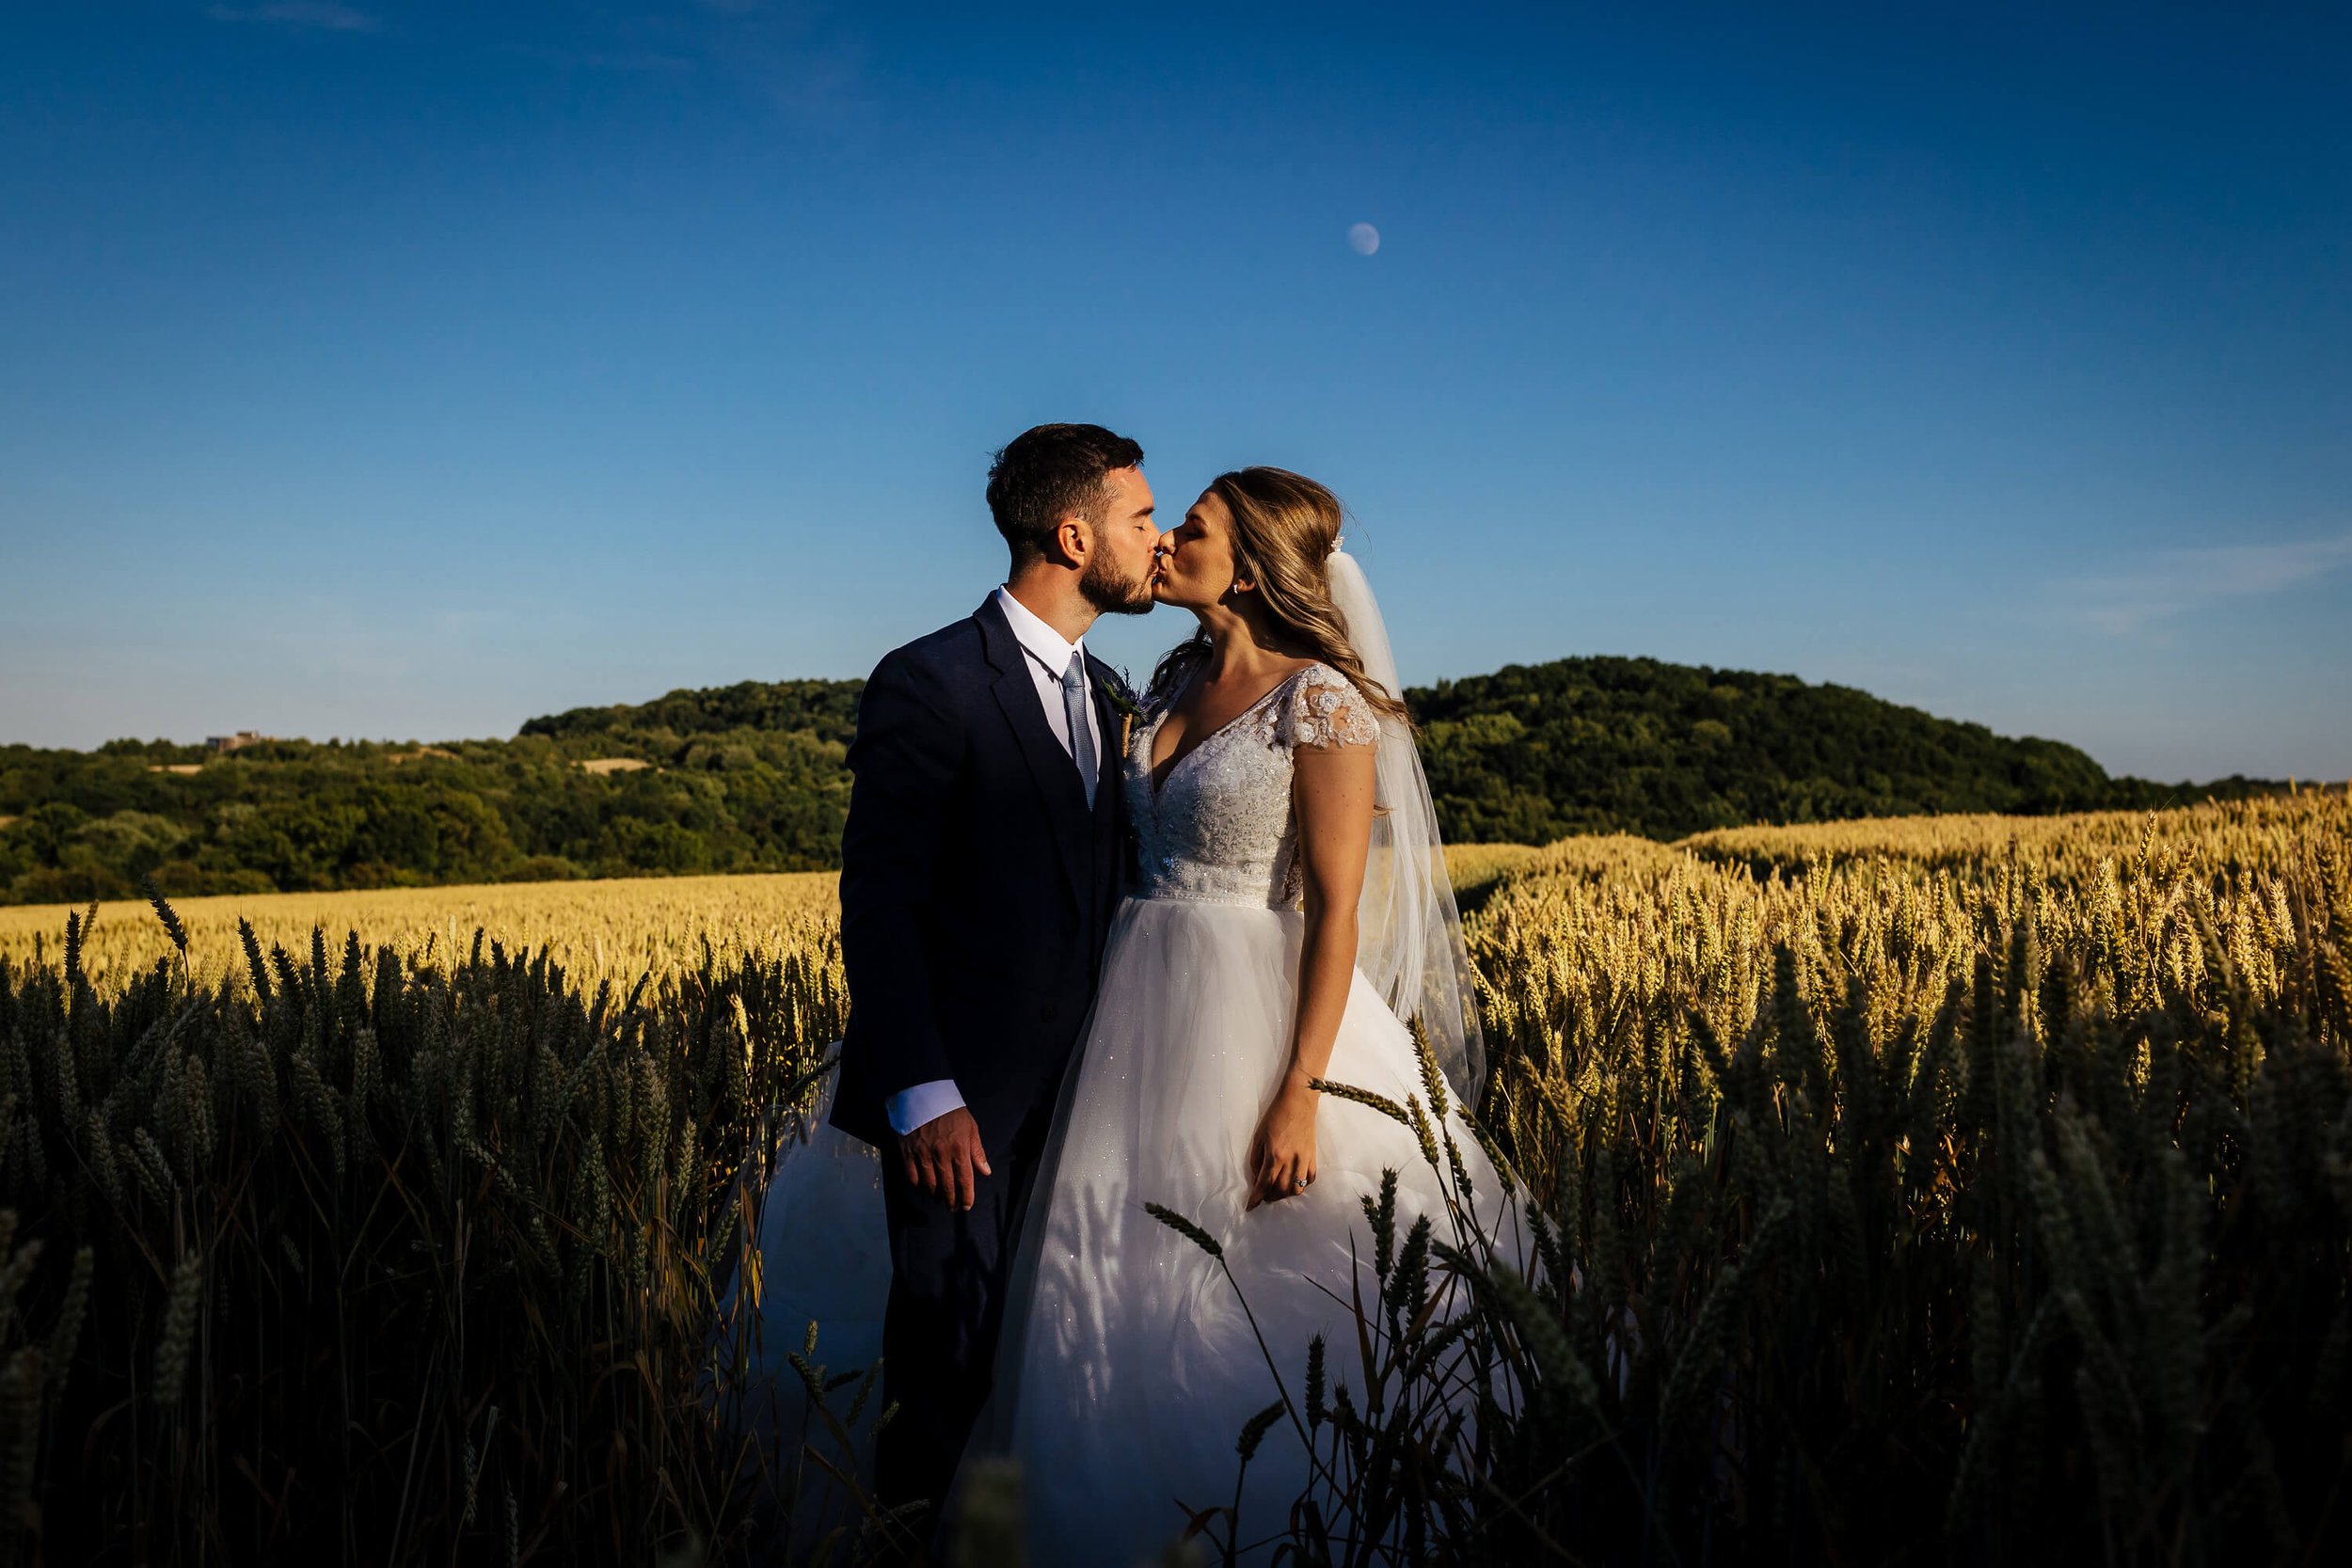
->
1244;1072;1320;1211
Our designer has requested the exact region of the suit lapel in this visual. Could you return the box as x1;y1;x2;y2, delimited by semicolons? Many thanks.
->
1088;657;1125;925
977;597;1090;917
1087;656;1123;830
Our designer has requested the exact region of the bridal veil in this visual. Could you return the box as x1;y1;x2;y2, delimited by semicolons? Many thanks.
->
1324;545;1486;1108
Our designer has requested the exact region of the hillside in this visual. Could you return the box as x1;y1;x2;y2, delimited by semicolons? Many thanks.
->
0;705;855;905
1406;656;2266;843
0;658;2276;906
517;678;862;749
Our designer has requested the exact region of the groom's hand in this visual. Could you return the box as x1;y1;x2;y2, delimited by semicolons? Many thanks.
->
900;1106;992;1212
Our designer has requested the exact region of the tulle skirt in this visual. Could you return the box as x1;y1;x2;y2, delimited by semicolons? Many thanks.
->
723;894;1522;1563
708;1066;892;1557
970;895;1520;1564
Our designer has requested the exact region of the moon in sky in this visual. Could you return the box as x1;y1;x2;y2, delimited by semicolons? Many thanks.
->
1347;222;1380;256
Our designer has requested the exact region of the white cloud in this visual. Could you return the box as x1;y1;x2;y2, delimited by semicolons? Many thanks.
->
205;3;381;33
2073;533;2352;636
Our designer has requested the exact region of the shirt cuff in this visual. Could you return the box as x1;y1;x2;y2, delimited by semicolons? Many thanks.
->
885;1078;966;1136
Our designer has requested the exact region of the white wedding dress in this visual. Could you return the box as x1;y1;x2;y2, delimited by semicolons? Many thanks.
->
969;660;1520;1563
721;660;1520;1564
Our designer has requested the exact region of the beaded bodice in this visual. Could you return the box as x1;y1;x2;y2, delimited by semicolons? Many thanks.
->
1124;660;1381;910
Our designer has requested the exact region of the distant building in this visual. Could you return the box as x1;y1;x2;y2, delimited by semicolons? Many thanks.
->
206;731;273;753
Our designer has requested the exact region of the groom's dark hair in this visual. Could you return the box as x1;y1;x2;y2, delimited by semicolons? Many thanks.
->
987;423;1146;568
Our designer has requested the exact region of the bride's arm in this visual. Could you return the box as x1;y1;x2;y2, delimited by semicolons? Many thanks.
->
1245;736;1376;1210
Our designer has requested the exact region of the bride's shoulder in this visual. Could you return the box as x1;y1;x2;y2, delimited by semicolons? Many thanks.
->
1281;661;1381;751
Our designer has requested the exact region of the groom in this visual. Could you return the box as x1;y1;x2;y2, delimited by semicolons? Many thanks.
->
831;422;1160;1533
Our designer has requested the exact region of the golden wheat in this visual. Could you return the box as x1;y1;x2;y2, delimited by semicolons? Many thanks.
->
0;851;1545;994
1472;795;2352;1117
1678;789;2348;882
0;871;841;992
3;793;2345;1561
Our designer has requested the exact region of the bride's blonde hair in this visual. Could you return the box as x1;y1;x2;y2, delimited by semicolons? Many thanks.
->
1150;467;1413;730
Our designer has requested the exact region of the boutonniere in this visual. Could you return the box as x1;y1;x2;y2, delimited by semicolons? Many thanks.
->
1096;669;1145;756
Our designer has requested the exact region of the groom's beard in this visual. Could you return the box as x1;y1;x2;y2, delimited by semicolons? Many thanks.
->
1080;550;1155;615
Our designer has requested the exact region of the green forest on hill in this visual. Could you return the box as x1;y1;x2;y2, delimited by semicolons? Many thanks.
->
0;659;2277;906
1409;656;2267;844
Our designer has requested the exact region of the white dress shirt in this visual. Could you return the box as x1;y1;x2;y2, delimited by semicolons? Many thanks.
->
883;587;1103;1137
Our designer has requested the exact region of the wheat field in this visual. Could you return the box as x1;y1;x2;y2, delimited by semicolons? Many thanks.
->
1;796;2346;1563
0;869;842;991
0;846;1546;992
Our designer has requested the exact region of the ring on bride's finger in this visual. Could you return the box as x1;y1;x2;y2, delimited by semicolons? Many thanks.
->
1293;1176;1307;1190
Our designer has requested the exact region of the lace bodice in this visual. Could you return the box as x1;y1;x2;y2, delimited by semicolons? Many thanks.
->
1124;660;1381;909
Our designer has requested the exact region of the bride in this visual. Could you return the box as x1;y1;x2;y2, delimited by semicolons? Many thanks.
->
718;467;1520;1563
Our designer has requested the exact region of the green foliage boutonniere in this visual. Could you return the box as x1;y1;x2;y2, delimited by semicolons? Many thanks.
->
1097;670;1145;758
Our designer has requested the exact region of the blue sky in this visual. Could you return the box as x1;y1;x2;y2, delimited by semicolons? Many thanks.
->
2;1;2345;781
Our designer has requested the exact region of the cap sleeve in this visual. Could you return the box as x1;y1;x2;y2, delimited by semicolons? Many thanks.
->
1281;664;1381;752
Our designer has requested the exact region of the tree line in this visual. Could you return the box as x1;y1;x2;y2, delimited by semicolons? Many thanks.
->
0;659;2278;906
1408;656;2275;846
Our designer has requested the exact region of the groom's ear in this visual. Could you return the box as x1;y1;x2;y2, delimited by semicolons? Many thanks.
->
1049;513;1094;570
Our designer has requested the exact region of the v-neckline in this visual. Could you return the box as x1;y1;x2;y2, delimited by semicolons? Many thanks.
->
1146;662;1315;801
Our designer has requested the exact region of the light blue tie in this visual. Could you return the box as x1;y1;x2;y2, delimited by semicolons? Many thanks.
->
1061;650;1097;808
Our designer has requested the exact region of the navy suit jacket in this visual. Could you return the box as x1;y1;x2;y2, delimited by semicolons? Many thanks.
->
829;594;1127;1150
